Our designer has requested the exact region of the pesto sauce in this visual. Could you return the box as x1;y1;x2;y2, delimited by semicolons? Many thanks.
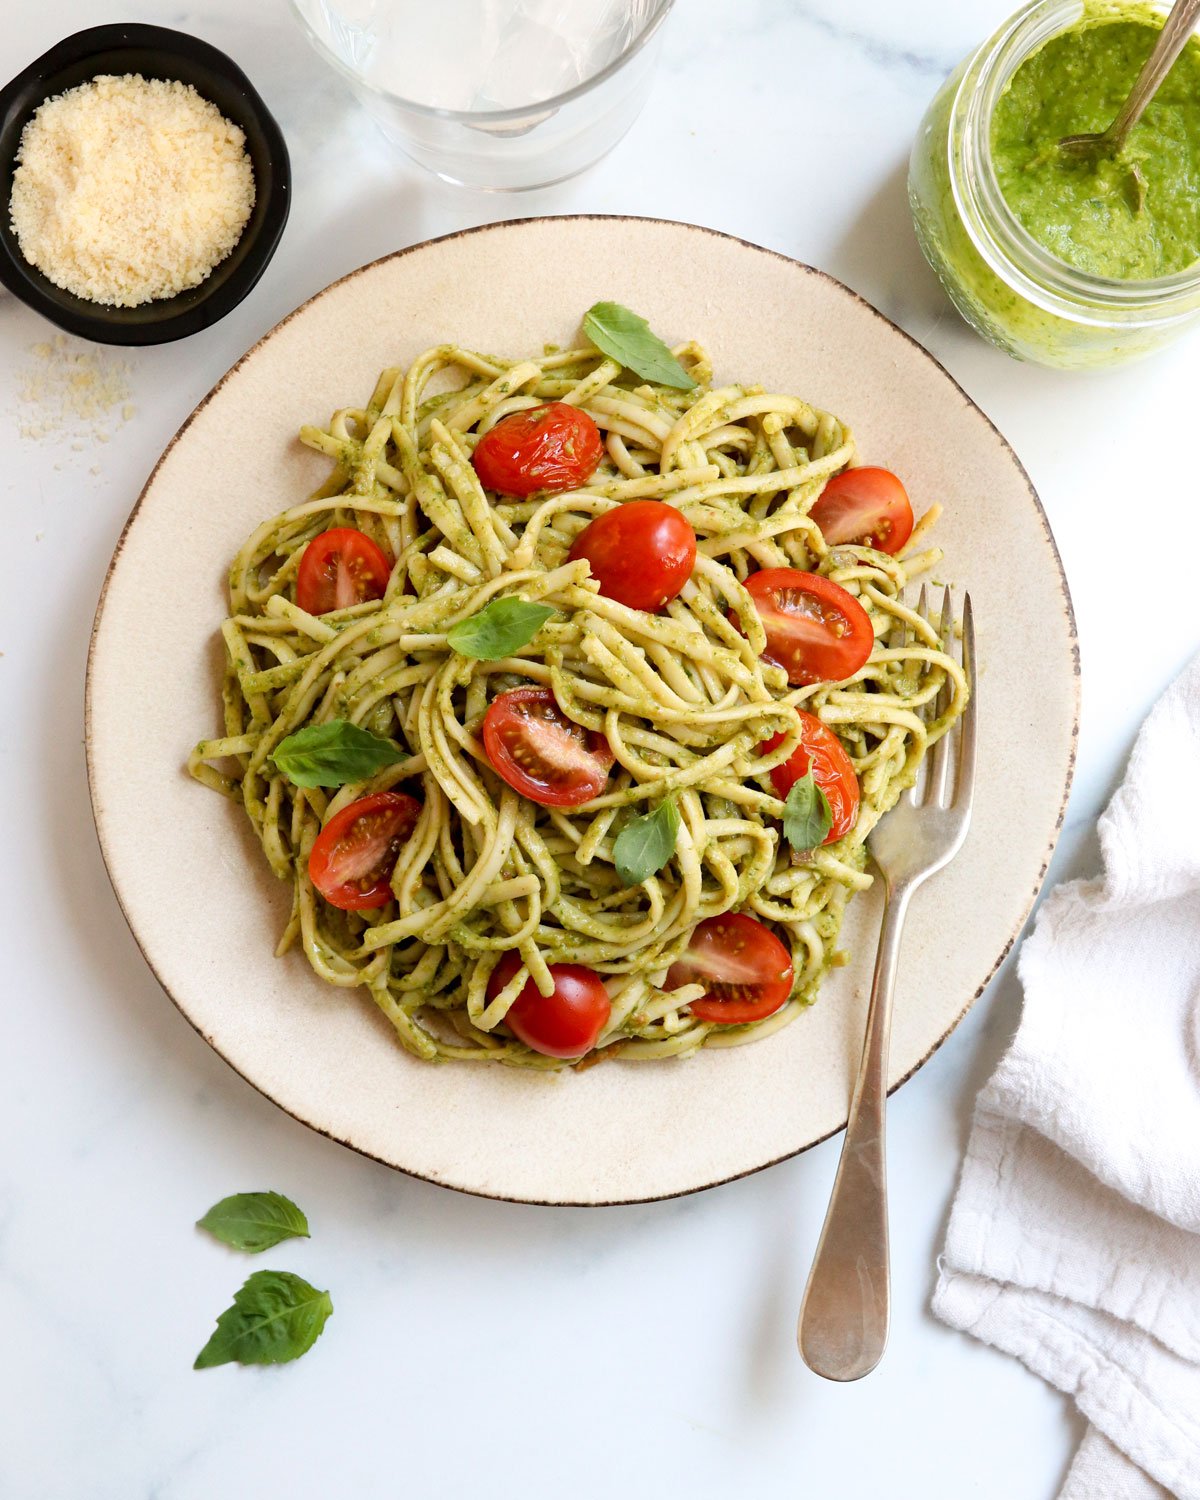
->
992;15;1200;278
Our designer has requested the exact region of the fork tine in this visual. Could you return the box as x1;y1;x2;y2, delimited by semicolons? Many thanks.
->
954;593;977;808
886;589;912;649
901;585;930;807
925;585;957;808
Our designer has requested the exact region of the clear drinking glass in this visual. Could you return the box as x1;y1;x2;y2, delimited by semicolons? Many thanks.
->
289;0;676;190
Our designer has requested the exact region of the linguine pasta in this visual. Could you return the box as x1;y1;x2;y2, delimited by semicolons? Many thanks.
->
190;334;967;1068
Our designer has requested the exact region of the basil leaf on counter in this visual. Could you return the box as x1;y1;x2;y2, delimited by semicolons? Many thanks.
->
270;719;406;788
614;795;681;886
193;1271;333;1370
582;302;697;390
197;1192;310;1254
782;770;832;852
447;597;556;660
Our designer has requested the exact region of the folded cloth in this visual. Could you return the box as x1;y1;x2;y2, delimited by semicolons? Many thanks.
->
932;651;1200;1500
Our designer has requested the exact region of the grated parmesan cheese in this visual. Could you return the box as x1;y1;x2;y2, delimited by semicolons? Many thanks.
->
10;73;255;308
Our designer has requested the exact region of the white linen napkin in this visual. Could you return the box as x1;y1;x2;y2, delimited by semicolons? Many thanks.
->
932;651;1200;1500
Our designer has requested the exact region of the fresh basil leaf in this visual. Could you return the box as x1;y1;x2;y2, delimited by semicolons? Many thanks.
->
270;719;406;788
582;302;697;390
447;597;556;660
197;1192;310;1254
783;770;832;852
614;795;681;886
193;1270;333;1370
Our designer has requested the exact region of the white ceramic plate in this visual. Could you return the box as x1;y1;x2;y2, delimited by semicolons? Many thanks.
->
87;217;1077;1205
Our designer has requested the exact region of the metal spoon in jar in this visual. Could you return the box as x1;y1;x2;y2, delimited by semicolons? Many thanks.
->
1058;0;1200;163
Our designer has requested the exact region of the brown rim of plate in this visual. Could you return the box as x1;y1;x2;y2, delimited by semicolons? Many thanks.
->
84;214;1080;1207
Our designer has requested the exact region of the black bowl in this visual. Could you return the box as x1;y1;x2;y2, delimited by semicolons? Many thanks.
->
0;23;290;345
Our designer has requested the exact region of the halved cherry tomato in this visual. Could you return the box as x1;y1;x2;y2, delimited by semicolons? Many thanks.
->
472;402;603;497
308;791;420;911
809;467;914;554
482;686;614;808
487;950;611;1058
664;913;794;1025
760;709;859;843
567;500;696;612
741;568;874;686
296;527;391;616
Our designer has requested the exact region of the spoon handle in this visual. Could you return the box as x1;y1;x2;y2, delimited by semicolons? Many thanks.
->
1106;0;1200;151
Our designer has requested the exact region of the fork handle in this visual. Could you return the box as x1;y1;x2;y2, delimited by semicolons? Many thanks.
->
797;879;915;1381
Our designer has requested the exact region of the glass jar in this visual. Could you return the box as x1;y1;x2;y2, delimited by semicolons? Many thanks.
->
908;0;1200;369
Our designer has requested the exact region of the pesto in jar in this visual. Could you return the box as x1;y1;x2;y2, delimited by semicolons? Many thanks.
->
991;12;1200;278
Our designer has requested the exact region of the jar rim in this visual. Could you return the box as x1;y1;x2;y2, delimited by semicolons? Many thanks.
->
949;0;1200;323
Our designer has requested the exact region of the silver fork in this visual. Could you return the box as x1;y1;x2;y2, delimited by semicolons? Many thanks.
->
797;586;977;1382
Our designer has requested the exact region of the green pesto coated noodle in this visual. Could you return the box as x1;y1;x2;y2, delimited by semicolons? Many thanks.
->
189;334;968;1069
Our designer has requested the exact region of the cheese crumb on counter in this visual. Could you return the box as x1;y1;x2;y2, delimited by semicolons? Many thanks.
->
17;334;134;445
9;73;255;308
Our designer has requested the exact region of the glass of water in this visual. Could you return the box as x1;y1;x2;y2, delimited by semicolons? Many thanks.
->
290;0;676;190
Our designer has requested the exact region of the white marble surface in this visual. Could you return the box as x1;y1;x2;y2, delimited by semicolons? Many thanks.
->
2;2;1197;1496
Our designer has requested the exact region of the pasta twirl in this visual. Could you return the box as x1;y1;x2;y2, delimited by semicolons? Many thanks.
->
190;335;967;1068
